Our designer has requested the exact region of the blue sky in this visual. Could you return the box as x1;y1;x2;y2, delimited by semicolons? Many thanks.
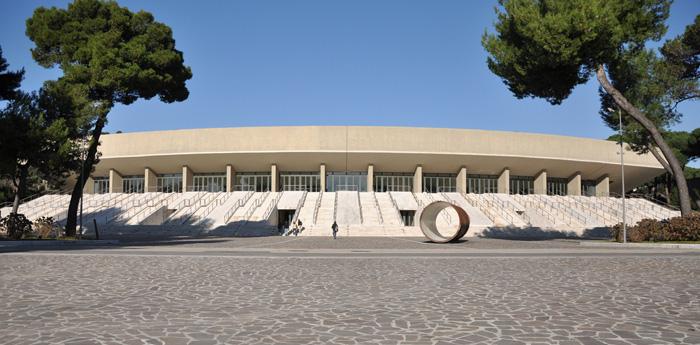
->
1;0;699;141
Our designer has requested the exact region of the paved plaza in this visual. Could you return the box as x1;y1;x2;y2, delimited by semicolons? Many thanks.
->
0;237;699;345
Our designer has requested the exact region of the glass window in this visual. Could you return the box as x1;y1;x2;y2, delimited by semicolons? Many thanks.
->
193;173;226;192
326;172;367;192
510;176;534;195
375;173;413;192
281;172;321;192
235;173;271;192
423;173;456;193
93;177;109;194
157;174;182;193
582;180;597;196
547;177;568;196
122;175;145;193
467;174;498;194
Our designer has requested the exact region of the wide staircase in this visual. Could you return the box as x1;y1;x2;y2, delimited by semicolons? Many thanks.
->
359;192;382;225
5;191;681;238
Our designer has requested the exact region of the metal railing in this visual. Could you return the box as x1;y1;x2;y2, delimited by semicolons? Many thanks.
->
262;192;283;221
130;193;179;224
333;192;338;222
224;191;254;223
312;192;323;224
372;192;384;225
387;192;403;224
241;191;269;222
356;191;363;224
291;191;308;225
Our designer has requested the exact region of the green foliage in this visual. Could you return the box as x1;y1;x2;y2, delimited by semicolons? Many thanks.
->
26;0;192;105
26;0;192;234
482;0;670;104
0;91;81;194
0;46;24;101
611;213;700;242
0;213;33;240
600;16;699;157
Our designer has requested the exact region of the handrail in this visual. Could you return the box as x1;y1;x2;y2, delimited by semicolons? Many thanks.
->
463;193;501;225
312;192;323;224
498;195;532;225
242;191;269;222
112;193;163;224
224;191;254;223
262;192;283;221
131;193;178;224
166;192;205;223
612;192;680;211
333;192;338;222
372;192;384;224
387;192;403;224
356;191;363;224
197;192;229;221
483;194;515;225
0;189;63;209
291;191;308;225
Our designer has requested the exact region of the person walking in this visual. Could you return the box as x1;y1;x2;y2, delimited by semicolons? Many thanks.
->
331;221;339;239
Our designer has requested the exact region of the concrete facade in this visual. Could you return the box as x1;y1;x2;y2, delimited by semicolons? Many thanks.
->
497;168;510;194
457;167;467;194
534;170;547;195
84;126;665;195
226;165;234;193
567;172;582;196
109;169;122;193
413;166;423;193
145;167;157;193
182;166;193;192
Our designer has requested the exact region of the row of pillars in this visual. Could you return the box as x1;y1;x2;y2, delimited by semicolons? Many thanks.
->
86;164;610;197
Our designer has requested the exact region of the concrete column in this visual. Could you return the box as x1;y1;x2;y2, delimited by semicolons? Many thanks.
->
456;166;467;194
320;164;326;192
367;164;374;192
497;168;510;194
567;172;582;196
271;164;278;192
413;165;423;193
144;167;157;192
596;175;610;197
109;169;122;193
534;170;547;195
182;166;193;192
83;177;95;194
226;164;235;192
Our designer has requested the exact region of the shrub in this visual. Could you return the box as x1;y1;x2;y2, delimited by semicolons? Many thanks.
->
611;213;700;242
0;213;34;240
34;216;56;239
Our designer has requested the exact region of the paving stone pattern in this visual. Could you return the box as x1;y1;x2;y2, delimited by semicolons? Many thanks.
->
0;254;698;344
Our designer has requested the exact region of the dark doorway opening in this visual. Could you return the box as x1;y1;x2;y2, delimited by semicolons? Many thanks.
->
400;210;415;226
278;210;296;230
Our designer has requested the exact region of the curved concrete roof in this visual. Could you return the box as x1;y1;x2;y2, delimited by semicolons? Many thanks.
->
95;126;665;191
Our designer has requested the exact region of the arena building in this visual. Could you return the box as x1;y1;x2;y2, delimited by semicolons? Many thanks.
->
86;126;662;195
3;126;679;237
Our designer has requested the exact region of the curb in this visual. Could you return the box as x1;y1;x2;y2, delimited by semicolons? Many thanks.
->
579;241;700;249
0;240;119;247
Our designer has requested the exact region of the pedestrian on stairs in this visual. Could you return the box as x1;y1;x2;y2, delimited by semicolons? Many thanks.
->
331;221;339;239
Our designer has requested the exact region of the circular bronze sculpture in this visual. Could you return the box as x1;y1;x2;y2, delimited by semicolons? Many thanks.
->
418;201;470;243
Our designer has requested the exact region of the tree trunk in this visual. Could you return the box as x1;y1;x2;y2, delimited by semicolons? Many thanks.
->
64;110;109;236
597;65;692;215
11;164;28;214
649;147;673;176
